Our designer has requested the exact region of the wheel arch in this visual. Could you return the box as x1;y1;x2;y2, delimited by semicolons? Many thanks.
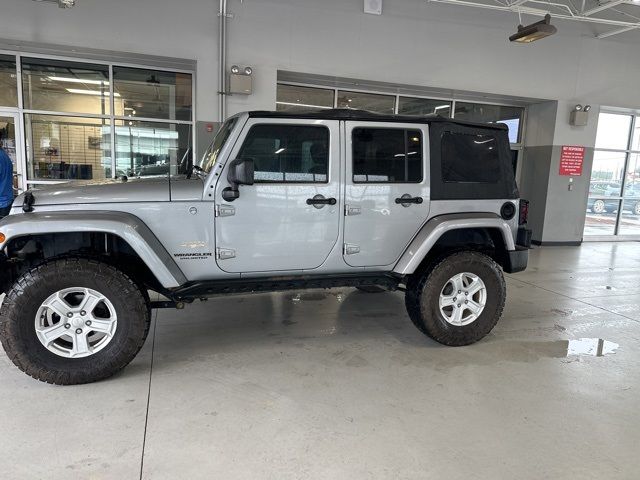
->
393;213;516;276
0;211;186;290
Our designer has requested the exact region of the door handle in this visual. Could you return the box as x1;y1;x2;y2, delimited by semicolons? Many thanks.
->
306;196;337;206
395;195;423;205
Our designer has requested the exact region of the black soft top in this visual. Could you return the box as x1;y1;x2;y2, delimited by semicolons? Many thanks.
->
247;109;508;131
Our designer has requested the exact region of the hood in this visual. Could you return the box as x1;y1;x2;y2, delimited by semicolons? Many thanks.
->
13;177;172;207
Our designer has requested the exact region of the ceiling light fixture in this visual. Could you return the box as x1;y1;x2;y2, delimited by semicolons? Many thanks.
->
509;14;557;43
48;76;108;85
66;88;120;97
32;0;76;9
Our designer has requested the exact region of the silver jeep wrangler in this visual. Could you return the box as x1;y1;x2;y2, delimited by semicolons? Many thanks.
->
0;109;531;384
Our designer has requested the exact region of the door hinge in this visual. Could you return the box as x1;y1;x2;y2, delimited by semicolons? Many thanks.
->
216;247;236;260
215;204;235;217
345;204;361;216
344;243;360;255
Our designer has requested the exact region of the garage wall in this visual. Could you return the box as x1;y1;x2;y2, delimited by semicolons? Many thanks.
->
2;0;639;122
225;0;640;117
522;100;600;244
0;0;219;120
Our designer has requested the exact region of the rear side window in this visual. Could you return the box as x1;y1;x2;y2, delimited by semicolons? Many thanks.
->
441;132;500;183
442;132;501;183
352;128;422;183
238;124;329;183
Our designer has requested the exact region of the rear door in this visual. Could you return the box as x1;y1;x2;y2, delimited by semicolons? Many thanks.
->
343;121;430;267
214;118;341;273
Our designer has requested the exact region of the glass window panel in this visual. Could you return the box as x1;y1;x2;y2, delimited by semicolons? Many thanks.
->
0;55;18;107
398;97;451;117
113;67;192;121
583;151;626;236
25;114;111;181
454;102;523;144
238;125;329;183
441;132;500;183
115;120;191;177
352;128;422;183
595;113;632;150
631;118;640;152
0;116;18;175
618;154;640;234
337;91;395;114
276;84;334;112
22;58;110;115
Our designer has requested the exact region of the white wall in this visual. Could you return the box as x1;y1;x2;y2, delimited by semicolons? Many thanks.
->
2;0;639;121
225;0;640;117
1;0;219;120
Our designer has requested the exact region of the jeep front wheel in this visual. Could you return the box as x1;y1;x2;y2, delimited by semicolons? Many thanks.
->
0;258;150;385
405;251;506;346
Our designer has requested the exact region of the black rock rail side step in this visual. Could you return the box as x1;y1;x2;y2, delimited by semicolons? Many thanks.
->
168;273;402;301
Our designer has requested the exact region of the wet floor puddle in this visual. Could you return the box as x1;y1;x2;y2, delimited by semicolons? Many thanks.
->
566;338;619;357
498;337;620;360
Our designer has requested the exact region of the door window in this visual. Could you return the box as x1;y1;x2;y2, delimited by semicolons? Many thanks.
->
352;128;422;183
238;124;329;183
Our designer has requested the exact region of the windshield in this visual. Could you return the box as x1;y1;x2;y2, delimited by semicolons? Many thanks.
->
199;117;238;173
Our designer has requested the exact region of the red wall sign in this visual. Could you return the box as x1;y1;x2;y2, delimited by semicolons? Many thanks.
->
559;145;585;176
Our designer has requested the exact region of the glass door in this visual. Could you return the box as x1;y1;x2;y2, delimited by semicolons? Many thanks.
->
0;112;25;195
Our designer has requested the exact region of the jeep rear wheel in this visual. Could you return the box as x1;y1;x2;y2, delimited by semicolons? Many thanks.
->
0;258;150;385
405;251;506;346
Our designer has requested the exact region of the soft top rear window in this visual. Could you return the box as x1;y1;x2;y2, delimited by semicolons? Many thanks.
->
441;132;500;184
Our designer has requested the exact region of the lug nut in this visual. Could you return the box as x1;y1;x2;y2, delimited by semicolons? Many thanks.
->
64;323;71;329
67;312;73;318
465;292;468;296
465;300;468;304
457;304;461;308
458;290;461;294
80;310;86;316
85;320;92;326
75;328;82;334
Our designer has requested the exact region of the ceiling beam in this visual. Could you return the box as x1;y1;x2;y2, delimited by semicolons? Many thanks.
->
582;0;626;16
426;0;640;29
596;25;638;37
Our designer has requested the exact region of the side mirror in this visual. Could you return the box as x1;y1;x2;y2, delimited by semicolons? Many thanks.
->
227;158;254;186
222;158;254;201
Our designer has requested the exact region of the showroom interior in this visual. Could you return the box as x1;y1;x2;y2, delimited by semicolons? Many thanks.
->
0;0;639;478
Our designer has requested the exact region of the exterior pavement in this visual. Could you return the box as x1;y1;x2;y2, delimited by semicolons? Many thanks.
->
1;242;639;479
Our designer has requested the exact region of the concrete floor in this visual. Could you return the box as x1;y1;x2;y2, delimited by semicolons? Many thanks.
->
1;242;639;479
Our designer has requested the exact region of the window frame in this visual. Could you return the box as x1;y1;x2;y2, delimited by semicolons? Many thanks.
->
351;127;424;185
238;122;332;185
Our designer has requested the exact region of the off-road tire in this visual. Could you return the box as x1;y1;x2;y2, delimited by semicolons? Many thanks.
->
0;258;150;385
356;285;387;293
405;251;506;346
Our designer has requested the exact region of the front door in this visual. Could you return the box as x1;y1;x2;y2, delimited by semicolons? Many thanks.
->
0;112;25;195
214;118;341;273
343;121;430;267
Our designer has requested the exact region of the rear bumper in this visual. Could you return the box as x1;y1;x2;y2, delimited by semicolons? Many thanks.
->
504;246;529;273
